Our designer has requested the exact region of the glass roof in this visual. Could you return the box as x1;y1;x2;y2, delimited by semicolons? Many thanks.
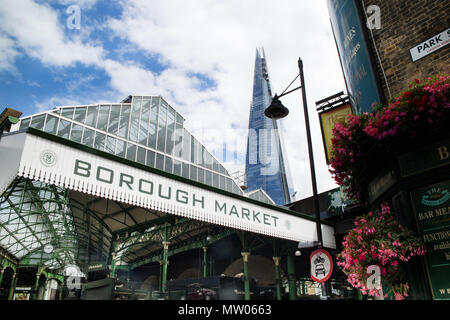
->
0;178;80;271
14;96;243;195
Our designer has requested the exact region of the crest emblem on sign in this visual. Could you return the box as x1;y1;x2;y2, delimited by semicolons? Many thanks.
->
421;188;449;207
40;150;57;167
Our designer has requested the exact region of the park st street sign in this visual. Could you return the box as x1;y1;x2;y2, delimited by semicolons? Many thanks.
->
410;28;450;62
0;129;336;247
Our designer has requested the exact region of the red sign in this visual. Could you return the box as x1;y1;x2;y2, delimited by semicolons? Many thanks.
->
310;249;333;283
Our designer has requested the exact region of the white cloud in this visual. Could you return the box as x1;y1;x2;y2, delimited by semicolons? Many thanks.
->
3;0;345;201
0;0;103;71
0;33;21;75
106;0;345;199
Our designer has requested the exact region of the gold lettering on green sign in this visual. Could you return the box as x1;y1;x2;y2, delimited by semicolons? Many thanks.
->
438;146;449;161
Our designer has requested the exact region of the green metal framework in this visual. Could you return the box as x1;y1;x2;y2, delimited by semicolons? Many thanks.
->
0;175;239;277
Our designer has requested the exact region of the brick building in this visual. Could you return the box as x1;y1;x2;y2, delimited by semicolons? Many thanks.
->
363;0;450;100
325;0;450;300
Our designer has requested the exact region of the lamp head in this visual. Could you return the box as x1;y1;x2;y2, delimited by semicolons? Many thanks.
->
264;94;289;120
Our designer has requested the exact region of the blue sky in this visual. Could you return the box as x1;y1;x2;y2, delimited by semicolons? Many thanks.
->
0;0;346;200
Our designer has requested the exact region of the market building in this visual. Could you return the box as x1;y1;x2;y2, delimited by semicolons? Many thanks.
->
0;95;336;300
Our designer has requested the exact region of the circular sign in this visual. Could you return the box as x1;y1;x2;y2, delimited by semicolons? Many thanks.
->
310;249;333;283
40;150;57;167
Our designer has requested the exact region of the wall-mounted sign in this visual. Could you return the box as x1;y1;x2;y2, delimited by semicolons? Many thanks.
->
410;180;450;300
327;0;383;114
410;28;450;62
319;103;353;164
398;138;450;177
310;249;333;283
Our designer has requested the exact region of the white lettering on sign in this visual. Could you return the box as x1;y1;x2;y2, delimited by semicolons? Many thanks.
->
410;28;450;62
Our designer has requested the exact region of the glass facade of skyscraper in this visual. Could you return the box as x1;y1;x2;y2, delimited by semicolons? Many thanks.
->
245;48;294;205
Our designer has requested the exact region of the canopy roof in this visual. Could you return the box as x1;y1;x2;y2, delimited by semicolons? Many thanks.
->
1;97;336;274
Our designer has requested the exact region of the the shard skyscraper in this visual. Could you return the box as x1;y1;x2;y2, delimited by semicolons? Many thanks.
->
245;48;294;205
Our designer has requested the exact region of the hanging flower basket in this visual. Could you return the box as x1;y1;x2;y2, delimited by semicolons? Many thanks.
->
337;203;426;300
329;75;450;201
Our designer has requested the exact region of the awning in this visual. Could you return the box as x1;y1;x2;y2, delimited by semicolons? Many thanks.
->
0;129;336;256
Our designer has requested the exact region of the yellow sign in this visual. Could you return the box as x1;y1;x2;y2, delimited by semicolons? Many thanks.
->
319;104;353;164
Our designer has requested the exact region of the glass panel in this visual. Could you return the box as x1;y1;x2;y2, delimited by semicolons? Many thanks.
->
61;108;74;119
166;107;175;155
115;139;125;157
30;114;45;130
213;173;219;188
232;183;239;194
146;150;155;167
189;165;197;181
182;162;189;179
142;97;151;112
108;105;120;135
174;123;183;159
129;97;141;142
94;132;106;151
137;147;146;164
173;159;182;176
155;153;164;170
19;118;30;130
139;101;150;146
213;159;219;173
176;113;183;124
105;136;116;154
164;157;173;174
190;136;195;163
85;106;98;127
198;143;204;168
74;107;87;122
70;124;83;143
44;115;58;134
126;143;137;161
226;177;232;192
157;101;167;152
82;128;95;147
205;170;212;186
182;129;190;162
197;168;205;184
118;104;130;138
57;119;71;139
97;105;110;131
205;152;213;170
148;98;159;148
220;175;225;190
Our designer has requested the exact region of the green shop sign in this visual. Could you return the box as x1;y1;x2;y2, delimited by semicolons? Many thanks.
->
410;180;450;300
398;138;450;177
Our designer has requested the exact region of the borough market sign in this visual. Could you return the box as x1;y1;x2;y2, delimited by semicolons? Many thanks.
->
0;129;336;248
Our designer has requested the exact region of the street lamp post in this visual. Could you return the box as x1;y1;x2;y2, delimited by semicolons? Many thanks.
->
264;57;330;299
264;57;323;248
